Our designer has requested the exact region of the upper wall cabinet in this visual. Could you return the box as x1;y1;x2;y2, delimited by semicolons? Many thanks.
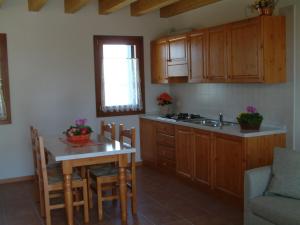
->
189;29;206;83
206;25;227;82
227;16;286;83
151;38;168;84
151;16;286;84
167;35;189;78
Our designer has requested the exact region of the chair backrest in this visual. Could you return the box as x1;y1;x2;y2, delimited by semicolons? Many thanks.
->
100;121;116;140
30;126;38;173
35;134;49;189
119;124;136;171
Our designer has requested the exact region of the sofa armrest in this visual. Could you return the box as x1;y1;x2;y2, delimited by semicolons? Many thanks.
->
244;166;272;207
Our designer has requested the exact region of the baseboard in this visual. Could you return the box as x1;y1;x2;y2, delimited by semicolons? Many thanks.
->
0;175;34;185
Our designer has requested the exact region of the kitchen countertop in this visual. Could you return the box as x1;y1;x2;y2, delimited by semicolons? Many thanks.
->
140;114;286;138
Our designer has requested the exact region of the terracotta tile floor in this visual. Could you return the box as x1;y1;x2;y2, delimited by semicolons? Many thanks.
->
0;167;243;225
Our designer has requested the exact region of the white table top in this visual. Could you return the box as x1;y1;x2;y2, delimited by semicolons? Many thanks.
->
44;136;135;162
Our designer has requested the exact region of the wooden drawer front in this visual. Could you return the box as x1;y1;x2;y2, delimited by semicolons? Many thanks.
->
158;158;176;170
157;123;175;135
157;133;175;146
158;146;175;161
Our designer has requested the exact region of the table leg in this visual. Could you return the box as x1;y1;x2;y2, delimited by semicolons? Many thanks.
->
63;162;74;225
119;155;128;224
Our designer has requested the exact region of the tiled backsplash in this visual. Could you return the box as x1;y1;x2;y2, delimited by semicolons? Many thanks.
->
170;82;293;147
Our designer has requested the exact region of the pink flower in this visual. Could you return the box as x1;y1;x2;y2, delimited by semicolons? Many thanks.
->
246;106;257;113
75;118;87;126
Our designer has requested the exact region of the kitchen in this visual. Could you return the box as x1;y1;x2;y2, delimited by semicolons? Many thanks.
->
0;0;299;225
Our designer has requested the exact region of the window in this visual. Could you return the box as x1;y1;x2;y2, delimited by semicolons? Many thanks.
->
94;35;145;117
0;33;11;125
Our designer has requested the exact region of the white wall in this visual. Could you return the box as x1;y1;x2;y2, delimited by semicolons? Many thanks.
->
0;0;170;179
167;0;296;148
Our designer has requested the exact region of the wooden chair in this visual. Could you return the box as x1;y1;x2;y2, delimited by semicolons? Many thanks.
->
100;121;116;140
87;121;116;208
35;133;89;225
88;124;137;221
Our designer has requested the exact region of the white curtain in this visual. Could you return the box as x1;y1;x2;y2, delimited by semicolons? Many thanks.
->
101;58;143;112
0;81;7;119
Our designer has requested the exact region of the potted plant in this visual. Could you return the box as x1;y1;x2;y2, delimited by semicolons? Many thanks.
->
157;92;172;115
250;0;278;16
64;118;93;143
237;106;263;131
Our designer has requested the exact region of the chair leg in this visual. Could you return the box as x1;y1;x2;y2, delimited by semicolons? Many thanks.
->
39;184;45;217
131;180;137;215
97;178;104;221
87;171;93;209
82;180;90;224
44;191;51;225
74;188;80;212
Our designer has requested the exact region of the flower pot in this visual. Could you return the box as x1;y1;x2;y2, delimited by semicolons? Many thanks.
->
67;134;90;143
239;123;261;131
159;105;171;115
257;7;273;16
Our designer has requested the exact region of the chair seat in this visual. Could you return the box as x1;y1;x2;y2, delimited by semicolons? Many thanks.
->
90;165;119;177
48;169;82;185
250;196;300;225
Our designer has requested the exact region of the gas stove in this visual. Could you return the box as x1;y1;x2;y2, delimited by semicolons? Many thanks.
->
163;113;205;121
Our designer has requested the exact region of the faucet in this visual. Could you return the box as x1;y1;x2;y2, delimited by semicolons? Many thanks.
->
219;113;223;126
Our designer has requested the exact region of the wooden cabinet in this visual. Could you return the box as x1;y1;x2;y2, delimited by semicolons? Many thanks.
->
167;35;189;78
175;126;193;178
140;118;157;165
206;25;227;82
227;17;262;82
151;38;168;84
227;16;285;83
193;129;211;187
156;122;176;172
140;118;286;201
189;30;207;83
213;134;244;198
151;16;286;84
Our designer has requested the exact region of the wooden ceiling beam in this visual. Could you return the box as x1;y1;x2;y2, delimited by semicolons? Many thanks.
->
65;0;90;13
131;0;180;16
28;0;47;11
160;0;221;18
99;0;136;15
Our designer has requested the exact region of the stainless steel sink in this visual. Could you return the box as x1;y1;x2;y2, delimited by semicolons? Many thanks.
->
184;118;237;127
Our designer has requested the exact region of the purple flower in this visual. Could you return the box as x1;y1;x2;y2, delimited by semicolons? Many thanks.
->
246;106;257;113
75;118;87;126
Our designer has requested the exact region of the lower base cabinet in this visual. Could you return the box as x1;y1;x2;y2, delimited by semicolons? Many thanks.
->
176;126;193;179
140;118;286;203
213;134;244;198
193;130;211;187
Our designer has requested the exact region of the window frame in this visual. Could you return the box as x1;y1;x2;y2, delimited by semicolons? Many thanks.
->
93;35;145;117
0;33;11;125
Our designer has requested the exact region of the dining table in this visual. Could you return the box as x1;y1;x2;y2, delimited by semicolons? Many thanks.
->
44;135;135;225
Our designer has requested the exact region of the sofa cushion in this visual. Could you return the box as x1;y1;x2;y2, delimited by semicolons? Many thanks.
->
250;196;300;225
266;147;300;199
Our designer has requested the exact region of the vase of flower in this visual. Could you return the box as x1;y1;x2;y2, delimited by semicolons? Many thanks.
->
237;106;263;131
64;118;93;143
250;0;278;16
157;92;172;116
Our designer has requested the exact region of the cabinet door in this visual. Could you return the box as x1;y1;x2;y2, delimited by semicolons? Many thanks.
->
140;119;157;165
213;134;244;198
189;30;207;83
207;25;227;82
227;17;263;82
167;35;189;77
193;130;211;186
151;39;168;84
175;126;193;178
